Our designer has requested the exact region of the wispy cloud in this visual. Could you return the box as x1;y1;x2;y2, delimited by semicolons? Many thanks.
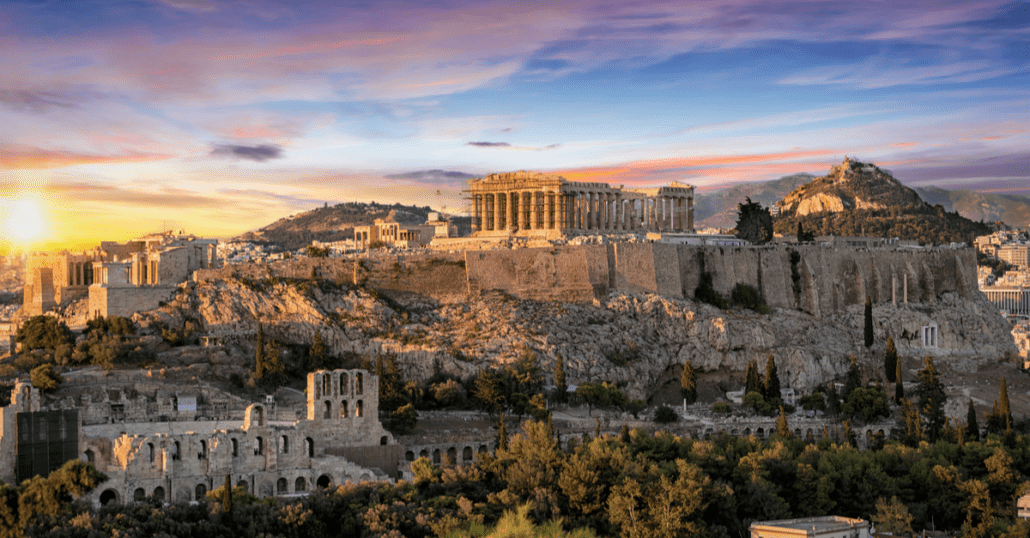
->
779;57;1016;89
0;145;172;169
210;144;283;161
0;89;78;113
466;141;511;148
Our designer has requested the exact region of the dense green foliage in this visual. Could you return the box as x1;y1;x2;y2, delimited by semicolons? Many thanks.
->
29;364;61;392
680;361;697;404
735;197;773;244
730;283;769;314
24;421;1030;538
554;355;568;405
0;460;106;538
774;203;990;246
653;405;679;424
884;337;898;383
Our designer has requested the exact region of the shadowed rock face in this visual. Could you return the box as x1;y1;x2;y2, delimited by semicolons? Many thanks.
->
778;158;923;217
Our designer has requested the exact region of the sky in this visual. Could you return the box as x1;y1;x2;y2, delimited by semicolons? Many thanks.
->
0;0;1027;252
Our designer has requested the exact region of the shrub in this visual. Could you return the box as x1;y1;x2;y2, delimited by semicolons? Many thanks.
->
390;403;418;433
31;364;62;392
654;405;679;424
711;401;730;413
730;283;769;313
16;315;74;352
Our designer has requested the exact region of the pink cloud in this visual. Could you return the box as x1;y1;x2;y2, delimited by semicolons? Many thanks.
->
0;145;172;170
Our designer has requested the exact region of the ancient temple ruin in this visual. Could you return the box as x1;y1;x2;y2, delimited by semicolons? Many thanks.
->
0;369;397;505
467;171;694;238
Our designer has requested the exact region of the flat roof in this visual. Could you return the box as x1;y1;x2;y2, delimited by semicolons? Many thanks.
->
751;516;868;533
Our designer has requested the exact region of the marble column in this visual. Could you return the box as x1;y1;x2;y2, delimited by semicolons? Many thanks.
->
472;195;482;232
547;193;555;229
492;194;501;231
531;191;540;230
616;194;623;231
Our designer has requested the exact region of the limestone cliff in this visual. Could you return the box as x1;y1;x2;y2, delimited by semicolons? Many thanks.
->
139;271;1016;401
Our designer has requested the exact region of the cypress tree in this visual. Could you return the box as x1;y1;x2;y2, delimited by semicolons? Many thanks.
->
844;355;861;399
916;357;946;442
254;323;265;379
620;423;631;443
826;383;841;416
864;295;874;348
885;337;898;383
1000;377;1012;431
222;473;233;513
496;413;508;451
681;360;698;404
764;355;781;402
966;398;980;442
745;359;761;395
895;359;904;404
310;330;327;370
554;355;567;404
776;406;791;439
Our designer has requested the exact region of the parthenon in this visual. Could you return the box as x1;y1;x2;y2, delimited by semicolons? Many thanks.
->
467;171;694;237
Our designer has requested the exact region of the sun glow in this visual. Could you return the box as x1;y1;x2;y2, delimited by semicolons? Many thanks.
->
3;196;49;246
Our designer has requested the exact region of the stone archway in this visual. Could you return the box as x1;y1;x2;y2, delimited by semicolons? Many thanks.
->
100;489;119;506
317;474;332;489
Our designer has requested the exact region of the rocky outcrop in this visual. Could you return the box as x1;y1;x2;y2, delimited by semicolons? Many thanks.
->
778;157;923;217
140;273;1017;401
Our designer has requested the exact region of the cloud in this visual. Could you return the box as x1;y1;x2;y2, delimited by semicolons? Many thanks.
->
779;57;1016;89
466;141;511;148
0;145;172;169
892;142;919;148
0;89;78;113
210;144;283;161
385;170;478;181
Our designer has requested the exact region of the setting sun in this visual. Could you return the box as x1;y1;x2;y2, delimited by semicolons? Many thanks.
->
2;196;48;245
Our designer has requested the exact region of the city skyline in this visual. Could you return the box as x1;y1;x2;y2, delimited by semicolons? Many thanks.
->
0;0;1027;252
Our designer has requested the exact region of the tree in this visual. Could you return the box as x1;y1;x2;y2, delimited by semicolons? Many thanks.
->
30;364;62;392
826;383;841;416
496;414;508;451
389;403;418;434
554;355;568;404
309;331;328;370
999;377;1013;432
654;405;679;424
764;355;781;402
16;315;74;352
844;355;862;399
776;406;791;439
872;496;914;537
735;197;773;244
681;361;697;404
884;337;898;383
894;359;904;404
305;244;329;258
916;357;947;442
576;382;627;416
260;341;287;390
745;359;762;396
796;221;815;242
864;296;874;348
254;323;265;380
966;398;980;442
841;387;891;423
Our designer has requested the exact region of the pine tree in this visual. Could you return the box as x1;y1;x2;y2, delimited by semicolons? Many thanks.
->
222;473;233;513
895;358;904;404
764;355;781;402
916;357;947;442
999;377;1012;432
826;383;841;416
776;406;791;439
254;323;265;379
681;360;698;404
842;419;857;447
620;423;631;443
966;398;980;442
554;355;567;404
864;295;874;348
987;400;1004;435
745;359;761;395
885;337;898;383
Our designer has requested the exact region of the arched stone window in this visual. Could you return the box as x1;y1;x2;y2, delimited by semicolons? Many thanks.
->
198;440;207;459
134;488;146;502
340;373;349;395
295;477;306;492
419;449;428;459
83;449;95;464
340;400;348;418
153;487;165;502
317;475;331;489
100;489;119;506
432;449;441;465
172;441;180;460
323;400;331;419
478;445;488;455
281;435;289;454
305;437;314;458
356;373;363;395
255;437;263;455
447;447;457;463
237;480;248;492
277;478;288;494
356;400;363;417
323;375;330;397
463;446;473;461
405;451;415;461
231;438;238;457
195;484;206;501
148;443;155;463
380;436;388;445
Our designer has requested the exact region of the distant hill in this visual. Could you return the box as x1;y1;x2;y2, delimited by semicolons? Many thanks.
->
694;174;813;230
772;158;990;245
234;202;469;250
914;186;1030;227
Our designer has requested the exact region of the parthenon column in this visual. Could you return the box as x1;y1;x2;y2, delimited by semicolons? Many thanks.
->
591;192;599;230
492;194;502;232
605;193;613;230
666;197;674;230
472;195;481;232
531;191;540;230
615;194;623;231
546;193;555;229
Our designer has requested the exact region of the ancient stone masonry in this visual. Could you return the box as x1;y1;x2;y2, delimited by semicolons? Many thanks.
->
467;171;694;238
22;231;219;318
0;369;397;506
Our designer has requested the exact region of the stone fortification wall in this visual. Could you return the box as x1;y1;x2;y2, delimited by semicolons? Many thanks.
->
88;285;177;319
465;243;978;312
